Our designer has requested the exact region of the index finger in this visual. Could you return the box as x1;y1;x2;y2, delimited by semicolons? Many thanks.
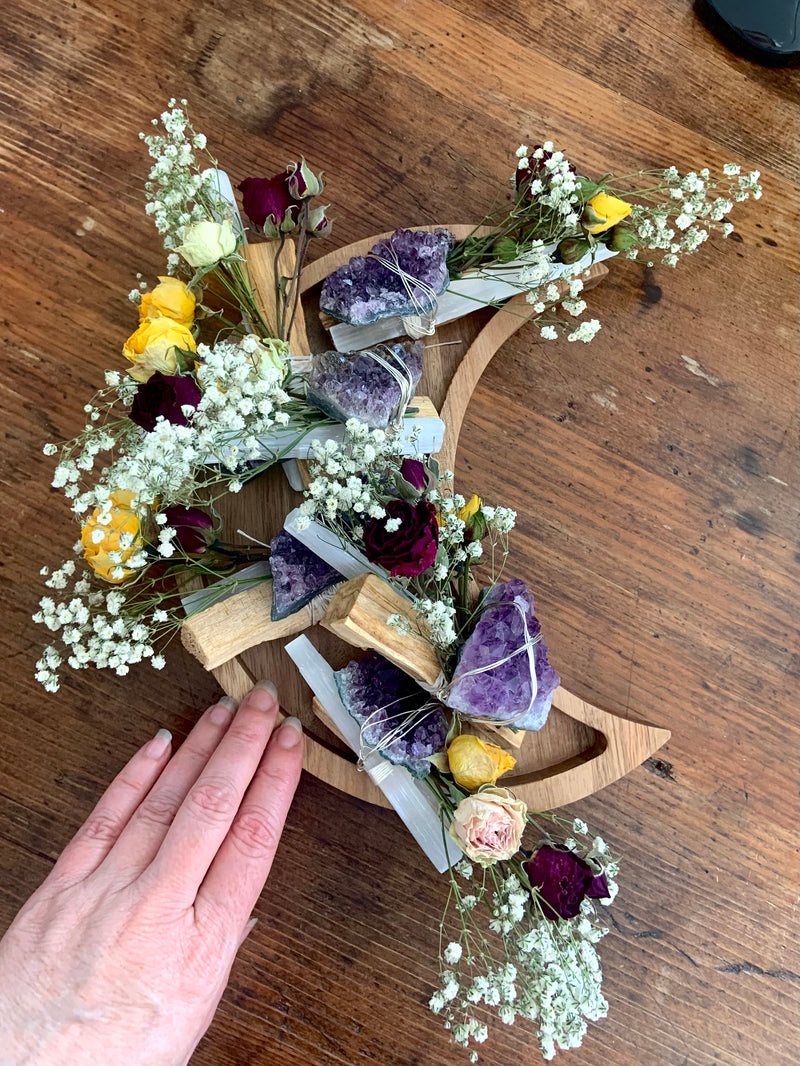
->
147;681;280;898
195;715;304;931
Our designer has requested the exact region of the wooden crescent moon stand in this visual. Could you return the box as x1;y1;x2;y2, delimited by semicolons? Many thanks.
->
182;227;670;812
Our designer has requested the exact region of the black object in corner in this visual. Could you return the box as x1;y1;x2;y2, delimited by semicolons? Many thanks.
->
695;0;800;63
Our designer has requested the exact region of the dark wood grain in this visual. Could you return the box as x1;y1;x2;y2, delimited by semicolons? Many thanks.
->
1;2;797;1065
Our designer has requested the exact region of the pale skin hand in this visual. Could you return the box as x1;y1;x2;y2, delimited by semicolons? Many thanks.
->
0;681;304;1066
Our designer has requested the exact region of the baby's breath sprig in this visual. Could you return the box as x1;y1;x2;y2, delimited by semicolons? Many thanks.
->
444;142;762;348
431;812;618;1061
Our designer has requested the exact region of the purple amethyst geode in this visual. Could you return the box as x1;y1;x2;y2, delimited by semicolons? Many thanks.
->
446;578;559;730
335;651;447;778
319;227;455;326
269;530;342;621
305;339;423;428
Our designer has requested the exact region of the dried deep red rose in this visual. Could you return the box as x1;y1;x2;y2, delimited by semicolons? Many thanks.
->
515;145;577;194
129;372;201;432
162;506;215;555
523;844;609;921
362;499;438;578
399;458;428;492
237;174;298;233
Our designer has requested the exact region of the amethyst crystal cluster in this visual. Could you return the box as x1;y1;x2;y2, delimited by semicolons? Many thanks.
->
269;530;342;621
335;651;448;778
446;578;560;731
319;228;454;325
306;339;423;428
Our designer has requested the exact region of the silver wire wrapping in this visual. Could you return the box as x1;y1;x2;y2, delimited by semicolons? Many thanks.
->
361;343;417;426
354;599;541;762
367;243;441;338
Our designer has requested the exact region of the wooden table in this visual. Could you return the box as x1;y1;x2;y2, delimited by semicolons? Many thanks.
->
1;2;797;1064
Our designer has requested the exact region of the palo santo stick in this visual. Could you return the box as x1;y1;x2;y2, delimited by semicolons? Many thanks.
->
181;581;313;671
321;574;442;687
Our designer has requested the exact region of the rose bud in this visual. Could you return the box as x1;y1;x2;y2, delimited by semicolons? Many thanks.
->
139;276;196;328
306;204;333;239
176;219;237;267
556;237;591;264
607;225;638;252
129;372;202;432
286;158;324;200
362;499;439;578
448;787;527;866
399;458;429;492
122;319;197;383
80;489;143;584
447;734;516;791
161;505;216;555
523;843;610;921
582;191;632;235
237;174;299;237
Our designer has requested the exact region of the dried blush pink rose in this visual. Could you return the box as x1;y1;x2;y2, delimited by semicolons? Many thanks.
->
448;787;527;866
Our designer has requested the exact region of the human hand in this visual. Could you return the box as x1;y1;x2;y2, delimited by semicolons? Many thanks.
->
0;681;303;1066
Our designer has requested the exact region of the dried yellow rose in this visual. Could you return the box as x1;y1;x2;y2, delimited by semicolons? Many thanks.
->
447;733;516;791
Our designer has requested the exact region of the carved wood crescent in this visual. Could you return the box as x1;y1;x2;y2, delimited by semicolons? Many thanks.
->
182;230;670;814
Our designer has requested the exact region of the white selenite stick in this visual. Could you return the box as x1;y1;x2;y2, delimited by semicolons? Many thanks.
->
206;409;445;469
327;244;618;352
261;409;444;459
203;168;247;240
284;635;462;873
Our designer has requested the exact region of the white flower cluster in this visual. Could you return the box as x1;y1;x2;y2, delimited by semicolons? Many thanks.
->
299;419;394;525
34;575;168;691
628;163;762;268
194;335;291;467
141;100;229;253
432;830;619;1060
50;336;291;524
516;142;582;228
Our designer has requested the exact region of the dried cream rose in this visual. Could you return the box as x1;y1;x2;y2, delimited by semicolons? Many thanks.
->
448;786;527;866
176;219;237;268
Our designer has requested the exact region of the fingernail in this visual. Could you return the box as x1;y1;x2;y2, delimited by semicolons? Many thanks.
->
250;679;279;711
145;728;172;759
276;716;303;749
210;696;237;725
237;916;258;949
255;679;278;701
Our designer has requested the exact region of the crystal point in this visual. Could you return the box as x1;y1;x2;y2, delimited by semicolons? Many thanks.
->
269;529;342;621
306;339;423;428
446;578;559;730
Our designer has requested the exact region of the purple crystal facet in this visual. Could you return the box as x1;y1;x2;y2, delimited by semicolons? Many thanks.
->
334;651;447;778
306;339;423;428
319;227;455;326
269;530;342;621
446;578;560;731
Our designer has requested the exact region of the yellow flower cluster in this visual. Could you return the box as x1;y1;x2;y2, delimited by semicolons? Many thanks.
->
123;276;197;382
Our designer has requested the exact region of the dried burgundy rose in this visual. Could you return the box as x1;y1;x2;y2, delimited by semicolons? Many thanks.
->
362;499;438;578
129;372;201;432
399;458;428;492
515;145;576;194
523;844;609;921
237;174;298;235
162;506;215;555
